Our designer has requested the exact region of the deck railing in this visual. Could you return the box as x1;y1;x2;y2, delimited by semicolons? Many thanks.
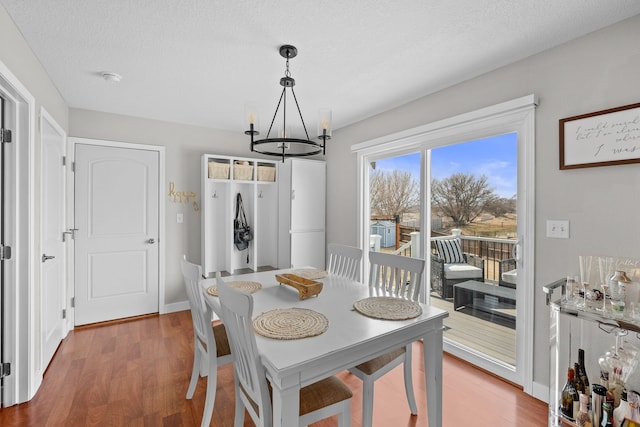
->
371;230;516;283
437;233;516;283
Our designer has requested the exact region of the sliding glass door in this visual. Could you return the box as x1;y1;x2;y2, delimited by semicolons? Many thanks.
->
355;96;536;389
368;133;518;377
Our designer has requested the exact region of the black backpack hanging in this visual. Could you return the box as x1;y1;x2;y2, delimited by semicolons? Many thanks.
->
233;193;253;261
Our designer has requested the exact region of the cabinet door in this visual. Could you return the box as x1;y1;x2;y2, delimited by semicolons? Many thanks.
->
291;231;326;269
290;160;325;231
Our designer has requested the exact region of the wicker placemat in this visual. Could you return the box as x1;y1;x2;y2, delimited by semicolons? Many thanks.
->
253;308;329;340
289;268;329;280
206;281;262;297
353;297;422;320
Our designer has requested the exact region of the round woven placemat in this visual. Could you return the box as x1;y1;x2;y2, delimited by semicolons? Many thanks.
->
206;281;262;297
289;269;329;280
253;308;329;340
353;297;422;320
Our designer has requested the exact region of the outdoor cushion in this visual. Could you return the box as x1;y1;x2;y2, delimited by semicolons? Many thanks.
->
444;263;483;280
435;238;465;263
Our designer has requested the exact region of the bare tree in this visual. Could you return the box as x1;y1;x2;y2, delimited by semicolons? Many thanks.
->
431;173;495;226
370;169;419;219
484;195;516;218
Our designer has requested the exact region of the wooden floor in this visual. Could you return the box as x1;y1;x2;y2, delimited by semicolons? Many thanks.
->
0;310;546;426
431;296;517;366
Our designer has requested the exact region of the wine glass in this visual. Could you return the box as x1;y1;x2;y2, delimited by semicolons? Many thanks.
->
578;255;593;309
565;275;580;306
597;257;613;314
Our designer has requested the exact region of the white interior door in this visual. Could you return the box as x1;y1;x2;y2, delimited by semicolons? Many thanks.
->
0;96;6;395
74;144;159;325
40;111;66;369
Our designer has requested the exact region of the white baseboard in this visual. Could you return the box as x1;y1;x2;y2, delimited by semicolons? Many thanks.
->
161;300;189;314
531;381;549;404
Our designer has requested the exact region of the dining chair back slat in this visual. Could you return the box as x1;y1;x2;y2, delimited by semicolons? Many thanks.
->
368;251;424;301
327;243;363;281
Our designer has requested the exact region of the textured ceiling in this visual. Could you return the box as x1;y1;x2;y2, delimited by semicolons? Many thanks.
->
2;0;640;135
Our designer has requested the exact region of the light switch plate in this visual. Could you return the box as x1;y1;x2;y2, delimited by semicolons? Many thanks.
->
546;220;569;238
177;213;183;224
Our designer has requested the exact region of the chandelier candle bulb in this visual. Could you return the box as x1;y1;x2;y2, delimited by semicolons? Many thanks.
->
244;106;260;132
318;109;332;137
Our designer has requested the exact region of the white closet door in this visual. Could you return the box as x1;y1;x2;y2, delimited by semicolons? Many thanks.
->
290;231;325;269
290;160;325;231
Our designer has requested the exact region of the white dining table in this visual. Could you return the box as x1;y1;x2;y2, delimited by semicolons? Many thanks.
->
203;268;448;427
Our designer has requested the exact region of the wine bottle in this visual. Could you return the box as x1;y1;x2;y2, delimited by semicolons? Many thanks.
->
561;367;580;420
576;393;592;427
613;390;630;427
601;402;614;427
578;349;591;398
575;362;586;395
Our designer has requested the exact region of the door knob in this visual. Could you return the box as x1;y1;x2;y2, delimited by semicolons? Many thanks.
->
147;238;156;244
42;254;55;263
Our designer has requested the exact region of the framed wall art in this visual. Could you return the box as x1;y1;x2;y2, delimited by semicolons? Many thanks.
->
559;102;640;169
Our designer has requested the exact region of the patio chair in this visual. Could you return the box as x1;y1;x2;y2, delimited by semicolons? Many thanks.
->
216;278;353;427
431;238;484;299
327;243;363;281
349;251;425;427
180;255;233;427
499;258;517;288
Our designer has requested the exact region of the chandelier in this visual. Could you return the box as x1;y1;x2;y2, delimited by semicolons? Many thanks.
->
245;45;331;161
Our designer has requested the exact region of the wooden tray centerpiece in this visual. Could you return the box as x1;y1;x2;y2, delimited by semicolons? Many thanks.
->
275;273;323;300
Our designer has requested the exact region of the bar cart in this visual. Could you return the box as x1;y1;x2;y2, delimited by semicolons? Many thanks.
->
544;275;640;427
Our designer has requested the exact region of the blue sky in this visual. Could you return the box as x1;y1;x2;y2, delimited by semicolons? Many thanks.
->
372;133;517;198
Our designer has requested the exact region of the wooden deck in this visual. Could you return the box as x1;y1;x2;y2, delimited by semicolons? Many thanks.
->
430;296;516;366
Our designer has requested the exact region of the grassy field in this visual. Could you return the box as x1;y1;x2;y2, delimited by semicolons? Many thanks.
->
401;212;517;239
459;213;517;238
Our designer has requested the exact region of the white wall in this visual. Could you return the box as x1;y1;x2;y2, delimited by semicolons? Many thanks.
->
0;7;68;128
326;14;640;391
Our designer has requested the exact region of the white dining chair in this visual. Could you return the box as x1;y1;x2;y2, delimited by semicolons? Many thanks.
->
349;251;426;427
216;277;353;427
327;243;363;281
180;256;233;427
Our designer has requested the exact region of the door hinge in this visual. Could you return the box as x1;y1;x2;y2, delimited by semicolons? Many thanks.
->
71;297;75;308
62;309;66;319
1;128;12;144
62;156;66;166
63;228;79;242
0;245;11;261
0;362;11;379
